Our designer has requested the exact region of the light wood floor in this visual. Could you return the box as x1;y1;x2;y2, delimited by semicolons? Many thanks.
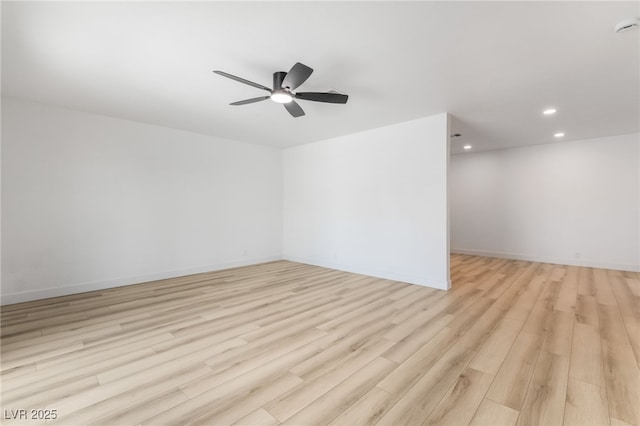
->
1;255;638;426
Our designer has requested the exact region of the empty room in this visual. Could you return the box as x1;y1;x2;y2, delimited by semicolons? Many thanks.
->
1;1;639;426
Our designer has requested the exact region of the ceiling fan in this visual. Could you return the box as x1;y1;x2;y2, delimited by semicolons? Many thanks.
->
213;62;348;118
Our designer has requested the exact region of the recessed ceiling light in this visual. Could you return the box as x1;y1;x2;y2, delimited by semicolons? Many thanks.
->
554;132;565;138
543;108;557;115
463;145;472;150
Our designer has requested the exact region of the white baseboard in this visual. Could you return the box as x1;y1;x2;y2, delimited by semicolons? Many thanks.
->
283;254;450;290
451;248;640;272
0;255;283;306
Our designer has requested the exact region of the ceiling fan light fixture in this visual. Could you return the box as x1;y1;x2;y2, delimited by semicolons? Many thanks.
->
271;91;293;103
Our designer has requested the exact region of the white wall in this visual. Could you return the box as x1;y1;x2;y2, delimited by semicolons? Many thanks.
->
283;114;450;289
450;133;640;271
1;97;283;304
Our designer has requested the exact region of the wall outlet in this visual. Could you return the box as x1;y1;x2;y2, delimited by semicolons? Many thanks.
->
575;252;581;259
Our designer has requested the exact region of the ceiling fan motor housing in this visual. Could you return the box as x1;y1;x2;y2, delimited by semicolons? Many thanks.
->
273;71;288;90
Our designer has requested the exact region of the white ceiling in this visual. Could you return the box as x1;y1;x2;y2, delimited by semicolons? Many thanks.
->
2;1;638;153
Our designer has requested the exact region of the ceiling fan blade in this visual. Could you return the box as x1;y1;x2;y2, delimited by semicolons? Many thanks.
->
295;92;349;104
284;100;305;118
230;96;270;106
213;70;271;92
281;63;313;91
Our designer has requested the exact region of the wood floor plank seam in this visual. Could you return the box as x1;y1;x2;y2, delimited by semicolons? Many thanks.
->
598;318;619;426
560;293;578;426
424;367;496;426
516;272;557;417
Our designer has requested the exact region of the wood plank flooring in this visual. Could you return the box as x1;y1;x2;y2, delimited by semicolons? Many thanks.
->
1;255;638;425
